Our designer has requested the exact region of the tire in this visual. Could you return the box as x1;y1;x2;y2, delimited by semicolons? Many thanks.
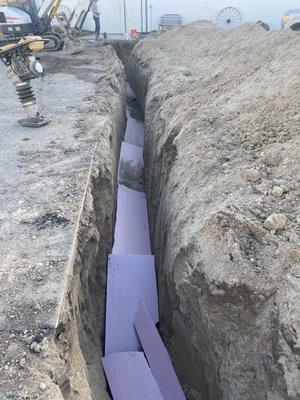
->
290;23;300;31
42;33;64;52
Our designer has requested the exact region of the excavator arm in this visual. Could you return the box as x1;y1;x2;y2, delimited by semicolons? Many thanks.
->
37;0;61;25
67;0;92;31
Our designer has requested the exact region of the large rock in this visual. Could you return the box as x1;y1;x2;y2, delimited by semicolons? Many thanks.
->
264;213;287;232
128;21;300;400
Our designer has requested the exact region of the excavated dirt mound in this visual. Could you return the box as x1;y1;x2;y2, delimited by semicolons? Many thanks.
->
129;21;300;400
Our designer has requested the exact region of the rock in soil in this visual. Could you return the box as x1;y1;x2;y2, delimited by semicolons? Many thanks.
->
263;213;287;232
272;186;284;197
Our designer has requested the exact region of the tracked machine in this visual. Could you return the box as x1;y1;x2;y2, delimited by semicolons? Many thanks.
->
0;0;64;50
0;0;92;51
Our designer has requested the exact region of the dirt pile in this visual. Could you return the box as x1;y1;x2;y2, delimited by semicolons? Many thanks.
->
128;21;300;400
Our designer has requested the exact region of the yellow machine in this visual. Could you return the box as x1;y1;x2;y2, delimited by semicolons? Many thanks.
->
0;0;93;50
0;0;64;50
0;34;51;127
0;0;93;127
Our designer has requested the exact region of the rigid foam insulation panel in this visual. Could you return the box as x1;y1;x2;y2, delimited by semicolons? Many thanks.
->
134;301;187;400
105;254;159;355
124;107;145;148
102;352;164;400
112;185;151;255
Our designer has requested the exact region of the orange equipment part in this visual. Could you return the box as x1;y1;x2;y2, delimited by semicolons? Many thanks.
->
130;28;138;38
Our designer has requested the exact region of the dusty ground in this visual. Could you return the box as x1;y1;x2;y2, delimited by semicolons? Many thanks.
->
0;58;95;333
0;44;125;399
129;22;300;400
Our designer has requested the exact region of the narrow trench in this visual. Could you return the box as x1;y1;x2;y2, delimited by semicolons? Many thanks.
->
63;49;190;399
100;80;187;399
103;84;146;398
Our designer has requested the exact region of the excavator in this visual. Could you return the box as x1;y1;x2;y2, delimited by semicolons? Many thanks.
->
0;0;92;50
0;0;92;127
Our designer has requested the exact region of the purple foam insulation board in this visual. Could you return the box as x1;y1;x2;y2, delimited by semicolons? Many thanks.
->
126;83;136;99
134;301;187;400
125;108;145;148
102;352;164;400
105;254;159;355
118;142;144;191
112;185;151;255
126;107;132;118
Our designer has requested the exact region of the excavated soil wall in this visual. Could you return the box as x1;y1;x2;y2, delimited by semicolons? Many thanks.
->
128;22;300;400
57;46;126;399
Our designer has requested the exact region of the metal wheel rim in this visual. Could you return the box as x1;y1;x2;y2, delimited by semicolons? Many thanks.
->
52;5;72;27
216;7;241;30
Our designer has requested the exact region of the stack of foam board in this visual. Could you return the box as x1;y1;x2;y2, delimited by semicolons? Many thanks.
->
102;93;186;400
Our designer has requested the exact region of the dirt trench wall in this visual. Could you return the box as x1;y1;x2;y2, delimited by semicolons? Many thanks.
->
106;40;136;75
128;22;300;400
59;45;126;399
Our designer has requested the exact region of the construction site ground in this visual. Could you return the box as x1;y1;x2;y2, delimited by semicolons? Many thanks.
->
0;22;299;400
0;44;125;399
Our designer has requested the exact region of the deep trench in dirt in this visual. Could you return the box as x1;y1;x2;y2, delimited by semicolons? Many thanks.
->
66;45;193;399
63;28;300;400
2;25;299;400
68;41;215;400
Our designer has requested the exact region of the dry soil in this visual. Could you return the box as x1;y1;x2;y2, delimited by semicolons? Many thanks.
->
129;21;300;400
